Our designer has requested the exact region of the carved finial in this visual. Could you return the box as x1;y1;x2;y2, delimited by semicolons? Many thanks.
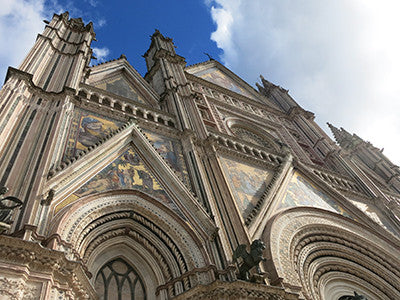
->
119;54;127;60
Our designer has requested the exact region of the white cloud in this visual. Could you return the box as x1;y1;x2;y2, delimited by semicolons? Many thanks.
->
208;0;400;165
0;0;109;84
92;47;110;63
0;0;48;84
97;18;106;28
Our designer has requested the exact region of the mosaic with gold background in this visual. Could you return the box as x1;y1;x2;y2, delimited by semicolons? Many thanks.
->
349;200;397;236
95;75;145;103
277;172;353;219
63;108;124;160
220;157;272;220
143;130;190;188
194;67;256;99
56;148;184;218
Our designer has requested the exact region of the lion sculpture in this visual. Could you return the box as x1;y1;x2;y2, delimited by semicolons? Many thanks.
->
232;239;266;281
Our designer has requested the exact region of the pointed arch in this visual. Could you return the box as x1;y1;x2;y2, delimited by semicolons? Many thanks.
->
46;190;213;299
262;207;400;300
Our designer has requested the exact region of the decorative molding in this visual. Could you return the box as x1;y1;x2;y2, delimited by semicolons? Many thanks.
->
0;235;97;299
172;279;300;300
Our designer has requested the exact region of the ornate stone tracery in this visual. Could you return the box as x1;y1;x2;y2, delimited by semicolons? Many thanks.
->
47;191;213;298
263;208;400;300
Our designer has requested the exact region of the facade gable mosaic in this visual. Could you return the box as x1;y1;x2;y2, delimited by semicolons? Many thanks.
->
63;107;124;160
94;74;146;104
276;171;354;220
219;156;273;220
191;66;257;100
56;147;185;218
143;129;191;188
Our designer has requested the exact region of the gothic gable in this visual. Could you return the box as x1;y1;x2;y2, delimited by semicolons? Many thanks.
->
46;120;215;238
185;60;261;101
87;57;159;106
56;146;185;218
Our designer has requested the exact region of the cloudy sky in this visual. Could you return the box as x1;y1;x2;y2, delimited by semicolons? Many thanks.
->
1;0;399;164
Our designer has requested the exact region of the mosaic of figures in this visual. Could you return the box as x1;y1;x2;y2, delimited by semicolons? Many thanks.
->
194;67;255;99
349;200;397;236
220;157;272;219
58;148;183;217
143;130;191;188
277;172;353;219
63;108;124;160
95;75;145;103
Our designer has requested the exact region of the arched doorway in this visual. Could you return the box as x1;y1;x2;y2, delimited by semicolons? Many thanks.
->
262;207;400;300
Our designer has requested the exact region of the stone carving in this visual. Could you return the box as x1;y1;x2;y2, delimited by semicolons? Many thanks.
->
0;187;22;231
232;239;266;281
338;291;368;300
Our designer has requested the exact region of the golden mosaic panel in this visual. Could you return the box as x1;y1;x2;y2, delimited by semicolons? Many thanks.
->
278;172;353;219
57;148;184;218
194;67;255;99
63;108;123;159
220;157;272;219
96;76;145;103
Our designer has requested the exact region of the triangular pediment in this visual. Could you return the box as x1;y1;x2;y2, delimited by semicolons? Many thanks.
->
47;121;215;236
185;60;262;101
87;57;159;106
56;146;185;218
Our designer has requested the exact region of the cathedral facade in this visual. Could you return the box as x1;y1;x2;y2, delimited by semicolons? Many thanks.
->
0;12;399;300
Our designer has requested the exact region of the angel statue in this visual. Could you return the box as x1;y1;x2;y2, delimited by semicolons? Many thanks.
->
232;239;266;281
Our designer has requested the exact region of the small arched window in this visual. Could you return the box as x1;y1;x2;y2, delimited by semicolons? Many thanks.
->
95;258;146;300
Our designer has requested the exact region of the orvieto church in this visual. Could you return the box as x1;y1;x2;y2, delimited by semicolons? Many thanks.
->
0;12;399;300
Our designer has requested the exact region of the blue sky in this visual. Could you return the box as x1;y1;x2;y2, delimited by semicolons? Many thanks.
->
1;0;400;165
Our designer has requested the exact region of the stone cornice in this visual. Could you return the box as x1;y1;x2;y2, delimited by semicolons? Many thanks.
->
0;235;96;299
5;67;76;97
186;72;282;115
172;279;300;299
212;100;283;131
206;132;283;170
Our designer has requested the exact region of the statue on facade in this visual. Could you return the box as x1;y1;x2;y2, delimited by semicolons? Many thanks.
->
232;239;266;281
0;187;23;230
338;291;368;300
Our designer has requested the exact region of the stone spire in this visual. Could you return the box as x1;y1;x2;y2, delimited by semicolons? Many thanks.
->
327;123;357;150
16;11;95;92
